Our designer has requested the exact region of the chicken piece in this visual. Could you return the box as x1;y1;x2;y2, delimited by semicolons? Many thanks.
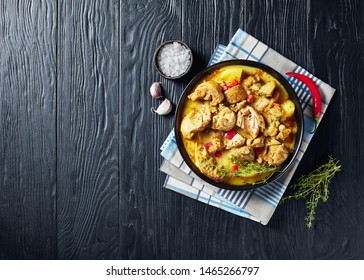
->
256;146;268;164
266;137;281;146
230;100;247;112
233;146;255;162
272;91;280;102
258;81;276;97
269;106;283;119
242;74;261;90
224;133;246;150
180;106;211;139
247;136;265;148
263;111;280;137
211;105;236;131
188;81;224;106
276;125;292;141
250;83;262;92
242;76;256;89
265;144;289;166
236;106;265;139
195;145;225;182
205;131;225;155
224;84;247;104
264;123;279;137
209;106;218;114
253;96;271;112
195;144;210;162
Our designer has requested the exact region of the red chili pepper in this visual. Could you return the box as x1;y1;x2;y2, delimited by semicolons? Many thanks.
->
214;151;222;158
286;72;322;133
222;85;228;91
230;164;239;173
247;94;254;103
224;129;237;140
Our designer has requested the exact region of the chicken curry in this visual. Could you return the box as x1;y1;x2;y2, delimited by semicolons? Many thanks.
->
180;65;298;185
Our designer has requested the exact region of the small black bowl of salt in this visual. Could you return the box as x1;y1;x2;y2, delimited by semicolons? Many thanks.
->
153;40;193;80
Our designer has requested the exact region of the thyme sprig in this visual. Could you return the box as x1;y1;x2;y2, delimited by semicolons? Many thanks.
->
281;156;342;228
230;155;278;177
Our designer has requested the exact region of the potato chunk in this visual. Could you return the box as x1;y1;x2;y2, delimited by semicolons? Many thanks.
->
219;66;245;83
281;99;295;119
258;81;276;97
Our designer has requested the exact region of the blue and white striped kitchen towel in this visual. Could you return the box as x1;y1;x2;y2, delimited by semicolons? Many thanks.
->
160;29;336;225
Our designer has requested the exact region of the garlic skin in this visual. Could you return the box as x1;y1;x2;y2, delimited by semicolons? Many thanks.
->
150;82;163;99
151;99;173;115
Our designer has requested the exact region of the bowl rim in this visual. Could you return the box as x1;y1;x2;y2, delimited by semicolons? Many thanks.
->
153;40;193;80
174;59;304;191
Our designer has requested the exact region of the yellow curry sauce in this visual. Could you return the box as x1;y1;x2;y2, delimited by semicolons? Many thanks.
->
180;65;298;186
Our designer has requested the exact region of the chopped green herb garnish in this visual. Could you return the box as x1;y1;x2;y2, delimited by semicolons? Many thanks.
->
216;165;230;177
201;158;216;168
230;155;278;177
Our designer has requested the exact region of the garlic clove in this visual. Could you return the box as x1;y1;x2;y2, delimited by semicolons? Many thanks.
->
150;82;163;99
150;99;173;115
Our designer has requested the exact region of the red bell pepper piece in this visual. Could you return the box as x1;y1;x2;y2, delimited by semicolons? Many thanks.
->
224;129;238;140
214;151;222;158
204;142;212;149
247;94;254;103
254;148;263;157
223;79;239;92
230;164;239;173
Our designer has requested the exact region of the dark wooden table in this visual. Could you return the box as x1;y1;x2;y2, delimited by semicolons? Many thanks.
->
0;0;363;260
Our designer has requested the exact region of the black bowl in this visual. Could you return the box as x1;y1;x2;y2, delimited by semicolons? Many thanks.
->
174;60;304;190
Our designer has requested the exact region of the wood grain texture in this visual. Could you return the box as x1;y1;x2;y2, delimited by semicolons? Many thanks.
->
307;0;364;259
57;0;120;259
0;0;57;259
120;0;184;260
0;0;363;260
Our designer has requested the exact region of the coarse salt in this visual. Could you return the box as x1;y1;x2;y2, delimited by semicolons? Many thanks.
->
157;42;191;77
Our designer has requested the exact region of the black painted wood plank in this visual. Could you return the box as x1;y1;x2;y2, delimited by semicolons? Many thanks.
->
120;0;184;259
0;0;362;261
0;0;57;259
245;0;311;69
306;0;364;259
57;0;120;259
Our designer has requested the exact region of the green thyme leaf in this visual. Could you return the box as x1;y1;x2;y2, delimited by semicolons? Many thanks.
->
281;156;342;228
230;155;278;177
216;165;230;177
